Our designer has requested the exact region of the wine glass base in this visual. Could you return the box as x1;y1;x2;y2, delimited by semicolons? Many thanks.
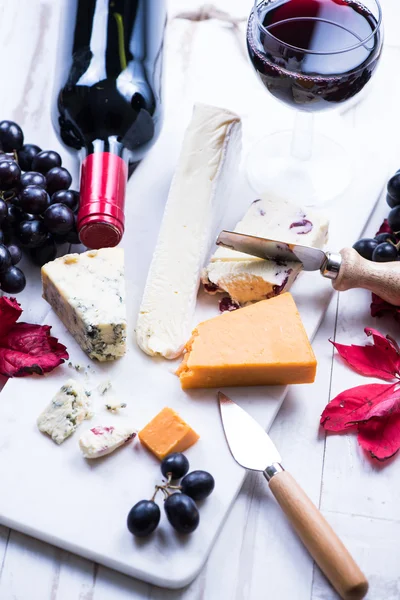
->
245;131;353;207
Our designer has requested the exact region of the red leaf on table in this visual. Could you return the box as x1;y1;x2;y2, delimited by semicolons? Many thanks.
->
320;383;400;432
376;219;392;236
0;323;68;377
371;293;400;323
0;297;22;339
358;414;400;461
331;327;400;381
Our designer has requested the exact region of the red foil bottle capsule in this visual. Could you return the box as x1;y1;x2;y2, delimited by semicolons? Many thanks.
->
78;152;128;249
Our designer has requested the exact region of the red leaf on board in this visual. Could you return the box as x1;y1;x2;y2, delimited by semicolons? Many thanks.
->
0;297;68;377
320;383;400;432
0;297;22;339
371;293;400;323
331;327;400;381
376;218;392;236
358;414;400;461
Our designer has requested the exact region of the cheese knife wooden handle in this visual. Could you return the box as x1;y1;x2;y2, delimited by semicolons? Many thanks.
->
267;470;368;600
332;247;400;305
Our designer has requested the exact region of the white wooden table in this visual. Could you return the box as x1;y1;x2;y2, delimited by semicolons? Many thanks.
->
0;0;399;598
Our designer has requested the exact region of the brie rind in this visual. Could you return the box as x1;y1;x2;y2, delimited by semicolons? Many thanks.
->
136;103;242;359
202;196;329;305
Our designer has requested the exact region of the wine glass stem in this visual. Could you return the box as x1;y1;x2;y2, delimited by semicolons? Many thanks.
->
290;111;314;161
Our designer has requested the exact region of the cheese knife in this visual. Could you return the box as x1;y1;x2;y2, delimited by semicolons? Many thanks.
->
218;392;369;600
216;230;400;306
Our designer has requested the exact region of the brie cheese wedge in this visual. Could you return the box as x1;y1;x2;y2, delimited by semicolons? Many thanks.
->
37;379;92;444
79;425;137;458
42;248;126;361
202;196;329;305
136;103;242;359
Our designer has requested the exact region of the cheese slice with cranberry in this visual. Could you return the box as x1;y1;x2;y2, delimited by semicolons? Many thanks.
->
202;196;329;305
136;103;242;359
42;248;126;361
79;425;137;458
177;293;316;389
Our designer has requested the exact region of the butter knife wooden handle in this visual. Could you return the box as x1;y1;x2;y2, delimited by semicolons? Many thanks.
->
268;471;368;600
332;247;400;305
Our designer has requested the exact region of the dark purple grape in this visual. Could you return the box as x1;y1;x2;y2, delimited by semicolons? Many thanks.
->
127;500;161;538
7;204;23;225
180;471;215;501
45;167;72;195
0;153;15;163
372;243;398;263
30;236;57;266
0;266;26;293
164;493;199;534
51;189;79;211
31;150;61;174
0;245;12;272
17;144;41;171
353;238;378;261
387;193;400;210
161;453;190;480
8;194;21;207
18;219;47;248
43;203;74;234
0;231;4;245
1;221;13;244
52;233;69;245
0;121;24;152
65;227;80;245
0;160;21;190
375;232;397;245
20;212;37;222
388;206;400;233
0;199;7;224
20;185;50;215
387;173;400;205
6;243;22;265
20;171;46;189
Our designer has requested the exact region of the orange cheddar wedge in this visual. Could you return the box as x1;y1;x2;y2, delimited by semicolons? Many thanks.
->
138;407;199;460
177;293;316;389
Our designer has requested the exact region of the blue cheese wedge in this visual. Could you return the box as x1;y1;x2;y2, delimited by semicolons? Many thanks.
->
42;248;126;361
79;425;137;458
136;103;242;359
202;196;329;305
37;379;92;444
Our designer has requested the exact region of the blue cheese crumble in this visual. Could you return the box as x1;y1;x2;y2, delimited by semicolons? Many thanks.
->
41;248;127;362
37;379;93;444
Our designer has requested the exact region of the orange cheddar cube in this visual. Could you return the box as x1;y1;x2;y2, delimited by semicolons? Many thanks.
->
138;407;199;460
177;293;316;389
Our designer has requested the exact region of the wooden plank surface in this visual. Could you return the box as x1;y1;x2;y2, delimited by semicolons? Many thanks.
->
0;0;398;598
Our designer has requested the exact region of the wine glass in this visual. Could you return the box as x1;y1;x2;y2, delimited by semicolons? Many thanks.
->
246;0;383;205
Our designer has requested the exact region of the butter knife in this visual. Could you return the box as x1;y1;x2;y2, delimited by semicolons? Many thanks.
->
218;392;368;600
216;230;400;306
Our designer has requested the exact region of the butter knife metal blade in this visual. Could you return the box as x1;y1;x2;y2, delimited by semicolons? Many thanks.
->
216;230;400;306
218;392;368;600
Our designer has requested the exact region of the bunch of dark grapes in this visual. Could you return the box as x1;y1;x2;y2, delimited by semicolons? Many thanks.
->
353;169;400;263
0;120;80;294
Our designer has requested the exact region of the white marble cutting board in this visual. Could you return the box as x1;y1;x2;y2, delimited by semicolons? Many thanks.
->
0;113;387;588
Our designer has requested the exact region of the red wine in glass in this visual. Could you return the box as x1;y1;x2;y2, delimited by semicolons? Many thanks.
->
247;0;382;111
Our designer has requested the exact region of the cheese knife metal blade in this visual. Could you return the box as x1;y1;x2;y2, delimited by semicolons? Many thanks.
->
218;392;368;600
216;230;400;306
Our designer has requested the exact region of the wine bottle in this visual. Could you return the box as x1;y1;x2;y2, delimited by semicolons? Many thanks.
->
53;0;166;249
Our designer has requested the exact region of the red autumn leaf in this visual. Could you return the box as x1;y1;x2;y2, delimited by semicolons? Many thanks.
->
320;383;400;432
376;218;392;236
371;293;400;323
331;327;400;381
0;297;22;338
358;414;400;461
0;297;68;377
